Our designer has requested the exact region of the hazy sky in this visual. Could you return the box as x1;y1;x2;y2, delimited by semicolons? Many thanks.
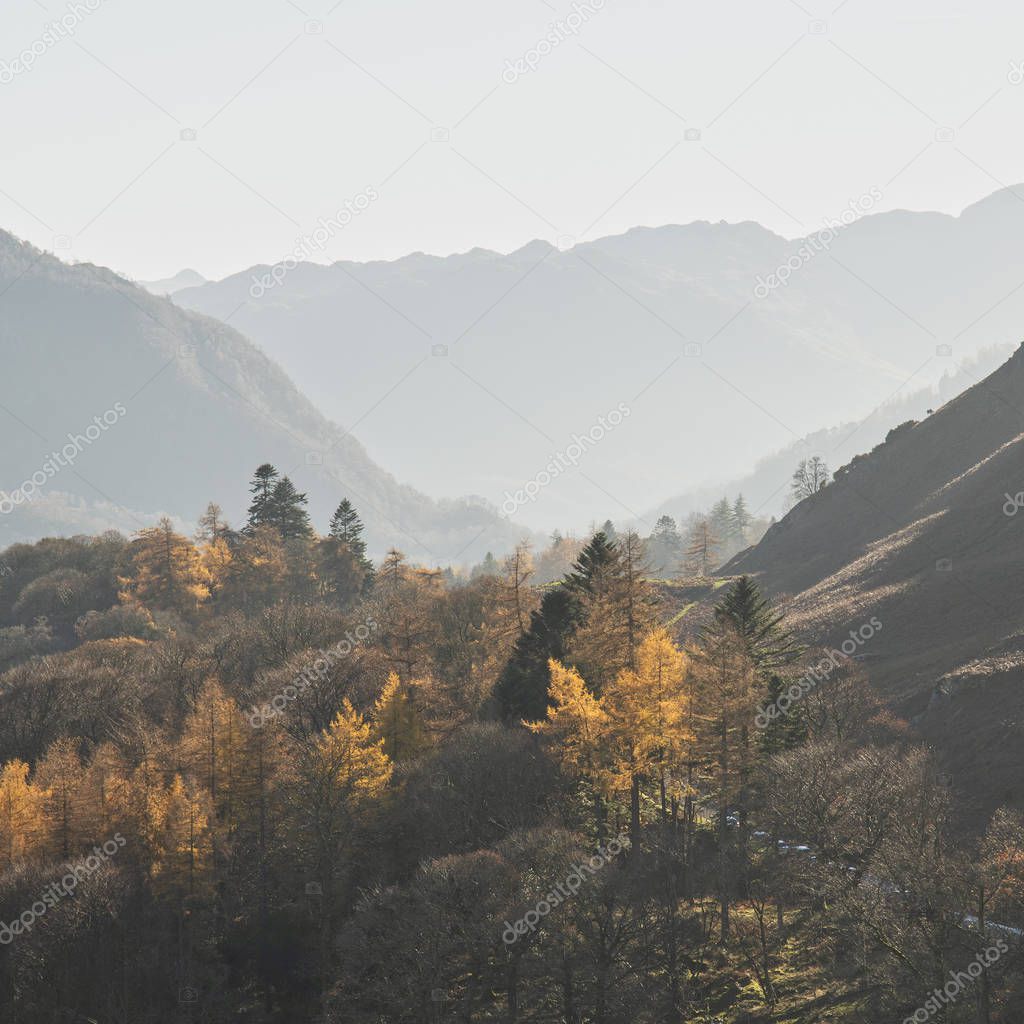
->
3;0;1024;280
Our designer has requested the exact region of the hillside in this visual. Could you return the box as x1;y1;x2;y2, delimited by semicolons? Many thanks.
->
725;344;1024;819
0;231;520;561
175;186;1024;530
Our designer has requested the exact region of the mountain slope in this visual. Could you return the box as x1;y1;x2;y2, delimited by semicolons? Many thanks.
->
725;345;1024;819
140;268;207;296
174;186;1024;530
0;231;519;562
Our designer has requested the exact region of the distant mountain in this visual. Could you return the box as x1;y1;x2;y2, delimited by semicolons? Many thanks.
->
140;268;207;296
645;344;1016;524
174;186;1024;532
724;344;1024;822
0;232;521;562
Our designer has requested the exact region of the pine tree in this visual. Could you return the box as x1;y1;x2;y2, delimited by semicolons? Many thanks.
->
759;674;808;753
496;531;619;721
329;499;367;558
269;476;313;539
710;497;734;545
246;464;280;532
328;498;373;589
702;575;801;675
495;586;580;722
648;515;683;576
566;531;619;595
732;495;752;545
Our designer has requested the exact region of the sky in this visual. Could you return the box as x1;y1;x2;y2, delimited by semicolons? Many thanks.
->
2;0;1024;281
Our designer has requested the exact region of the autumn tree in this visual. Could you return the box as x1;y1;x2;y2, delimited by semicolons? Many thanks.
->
119;518;210;615
373;673;428;762
683;518;719;578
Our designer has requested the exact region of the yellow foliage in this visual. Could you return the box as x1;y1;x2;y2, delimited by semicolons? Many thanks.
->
529;659;610;790
0;759;48;869
373;673;428;762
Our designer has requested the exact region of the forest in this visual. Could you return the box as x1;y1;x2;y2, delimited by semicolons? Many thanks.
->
0;463;1020;1024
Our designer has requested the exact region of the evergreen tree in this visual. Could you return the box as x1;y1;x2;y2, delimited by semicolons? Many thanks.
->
246;463;279;532
496;531;631;720
471;552;500;579
566;531;619;595
329;499;367;558
648;515;683;575
328;498;374;588
269;476;313;539
759;674;808;754
732;495;752;545
495;585;580;722
702;575;801;675
601;519;618;542
710;497;735;547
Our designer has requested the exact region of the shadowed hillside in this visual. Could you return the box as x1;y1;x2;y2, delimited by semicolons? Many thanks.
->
0;231;521;562
726;343;1024;817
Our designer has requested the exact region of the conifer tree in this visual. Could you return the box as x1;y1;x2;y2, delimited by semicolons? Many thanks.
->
246;464;280;532
702;575;801;675
119;518;210;614
759;674;808;754
372;673;428;762
329;499;367;558
269;476;314;539
683;519;719;578
732;495;752;545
